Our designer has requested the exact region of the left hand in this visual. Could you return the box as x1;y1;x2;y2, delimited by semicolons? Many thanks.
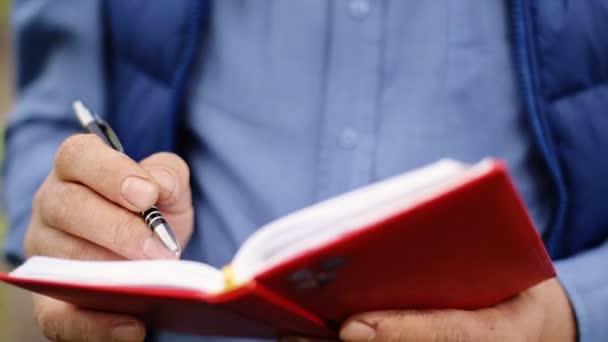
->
284;278;577;342
340;278;576;342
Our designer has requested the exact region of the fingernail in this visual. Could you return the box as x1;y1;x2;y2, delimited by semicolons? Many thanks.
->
143;235;178;260
112;321;145;342
340;320;376;342
121;176;157;210
148;169;175;196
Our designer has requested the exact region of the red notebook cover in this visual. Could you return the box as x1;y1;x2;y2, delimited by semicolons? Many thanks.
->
0;161;555;338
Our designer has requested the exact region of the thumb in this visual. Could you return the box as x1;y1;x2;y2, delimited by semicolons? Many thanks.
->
34;294;145;342
139;152;194;249
340;310;484;342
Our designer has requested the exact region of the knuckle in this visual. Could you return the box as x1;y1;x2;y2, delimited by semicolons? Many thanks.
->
32;172;56;218
375;320;407;342
63;238;89;260
37;185;56;226
112;211;146;251
152;152;190;179
25;181;55;258
173;154;191;179
32;182;46;211
55;134;100;174
23;226;38;258
41;182;82;228
433;318;472;342
374;312;424;342
74;315;93;342
54;134;105;178
35;303;61;341
34;296;94;342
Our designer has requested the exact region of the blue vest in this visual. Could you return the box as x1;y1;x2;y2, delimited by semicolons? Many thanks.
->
103;0;608;260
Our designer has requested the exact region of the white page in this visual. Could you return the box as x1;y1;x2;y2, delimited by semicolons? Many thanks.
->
10;256;225;294
9;159;493;294
231;159;492;284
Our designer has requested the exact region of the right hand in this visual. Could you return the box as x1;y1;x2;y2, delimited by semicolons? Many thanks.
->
24;133;194;342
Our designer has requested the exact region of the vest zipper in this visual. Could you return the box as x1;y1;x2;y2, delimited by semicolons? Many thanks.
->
167;0;207;148
511;0;568;258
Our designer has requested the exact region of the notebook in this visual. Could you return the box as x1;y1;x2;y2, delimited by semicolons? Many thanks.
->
0;159;555;338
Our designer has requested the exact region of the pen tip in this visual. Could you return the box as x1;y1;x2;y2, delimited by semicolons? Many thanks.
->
72;100;95;127
153;222;182;258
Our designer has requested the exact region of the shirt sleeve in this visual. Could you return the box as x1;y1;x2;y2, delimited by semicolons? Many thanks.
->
2;0;105;265
554;241;608;342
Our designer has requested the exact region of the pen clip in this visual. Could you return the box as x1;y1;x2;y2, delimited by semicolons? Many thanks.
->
95;116;124;153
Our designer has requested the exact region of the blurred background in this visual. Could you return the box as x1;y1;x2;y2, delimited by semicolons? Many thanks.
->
0;1;47;340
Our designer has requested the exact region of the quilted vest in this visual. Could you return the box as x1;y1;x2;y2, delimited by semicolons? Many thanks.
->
102;0;608;260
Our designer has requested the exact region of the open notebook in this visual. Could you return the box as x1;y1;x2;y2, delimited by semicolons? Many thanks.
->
3;158;555;338
12;159;482;291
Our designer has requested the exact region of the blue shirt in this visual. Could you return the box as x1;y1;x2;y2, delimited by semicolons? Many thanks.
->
182;0;554;267
3;1;607;342
164;1;552;341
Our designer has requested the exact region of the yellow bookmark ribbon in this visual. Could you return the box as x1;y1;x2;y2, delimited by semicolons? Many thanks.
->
222;264;237;291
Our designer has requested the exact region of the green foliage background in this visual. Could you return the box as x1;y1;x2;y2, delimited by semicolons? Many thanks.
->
0;2;71;340
0;128;4;237
0;0;11;338
0;0;8;246
0;0;8;239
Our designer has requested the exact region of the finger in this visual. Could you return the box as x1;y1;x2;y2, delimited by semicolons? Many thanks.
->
39;178;176;260
340;310;493;342
54;134;160;212
139;152;191;213
33;294;145;342
139;152;193;246
24;224;122;261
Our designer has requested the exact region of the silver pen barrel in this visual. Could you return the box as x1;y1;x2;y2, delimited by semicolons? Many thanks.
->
142;206;181;256
73;100;182;257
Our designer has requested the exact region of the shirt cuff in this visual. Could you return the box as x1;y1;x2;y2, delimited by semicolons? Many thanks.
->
2;216;29;267
2;125;72;267
554;242;608;342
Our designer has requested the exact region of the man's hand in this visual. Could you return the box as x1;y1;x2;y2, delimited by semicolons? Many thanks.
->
24;134;194;342
337;278;576;342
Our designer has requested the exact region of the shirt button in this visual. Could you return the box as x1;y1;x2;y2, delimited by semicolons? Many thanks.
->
338;128;359;149
349;0;371;20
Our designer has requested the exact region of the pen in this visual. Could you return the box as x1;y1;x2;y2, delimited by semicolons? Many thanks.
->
72;100;182;257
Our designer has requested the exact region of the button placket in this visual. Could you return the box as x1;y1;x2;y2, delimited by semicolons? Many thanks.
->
338;128;360;150
315;0;383;200
349;0;371;20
